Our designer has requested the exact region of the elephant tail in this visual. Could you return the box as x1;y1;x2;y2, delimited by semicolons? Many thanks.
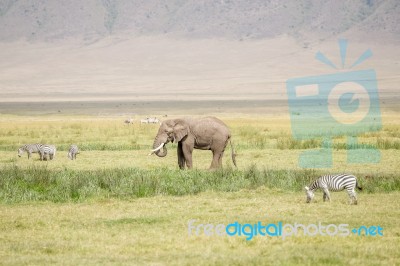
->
230;139;237;167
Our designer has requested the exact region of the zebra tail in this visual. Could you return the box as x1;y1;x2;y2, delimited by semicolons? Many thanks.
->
356;180;363;191
230;139;237;168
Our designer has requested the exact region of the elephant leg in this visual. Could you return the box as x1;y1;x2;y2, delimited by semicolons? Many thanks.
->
210;138;228;169
218;152;224;168
210;150;223;169
177;142;186;169
182;142;193;169
218;151;224;167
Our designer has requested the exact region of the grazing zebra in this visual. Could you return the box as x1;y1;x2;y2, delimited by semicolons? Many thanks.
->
18;144;42;159
68;145;79;160
305;174;362;205
39;144;56;161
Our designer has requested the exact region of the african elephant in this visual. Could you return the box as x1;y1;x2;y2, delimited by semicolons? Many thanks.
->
149;117;237;169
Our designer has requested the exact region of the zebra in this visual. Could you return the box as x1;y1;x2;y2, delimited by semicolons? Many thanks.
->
17;144;42;159
68;145;79;160
305;174;362;205
39;144;56;161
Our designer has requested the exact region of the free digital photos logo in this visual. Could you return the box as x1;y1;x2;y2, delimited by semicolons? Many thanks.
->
188;219;383;241
286;39;382;168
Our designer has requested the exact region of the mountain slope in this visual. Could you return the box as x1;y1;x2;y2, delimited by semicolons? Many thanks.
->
0;0;399;42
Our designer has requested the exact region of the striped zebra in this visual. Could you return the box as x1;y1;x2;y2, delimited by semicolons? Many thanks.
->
305;174;362;205
68;145;79;160
39;144;56;161
18;144;42;159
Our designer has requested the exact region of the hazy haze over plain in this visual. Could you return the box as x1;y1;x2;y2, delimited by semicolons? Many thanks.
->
0;0;399;104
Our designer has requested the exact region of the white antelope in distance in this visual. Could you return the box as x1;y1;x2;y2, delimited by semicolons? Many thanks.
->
124;118;134;124
68;145;80;160
305;174;362;205
140;118;150;124
141;117;161;124
148;117;160;124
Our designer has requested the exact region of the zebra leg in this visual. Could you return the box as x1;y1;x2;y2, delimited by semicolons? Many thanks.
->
353;193;358;205
28;151;31;159
348;189;357;205
322;188;331;202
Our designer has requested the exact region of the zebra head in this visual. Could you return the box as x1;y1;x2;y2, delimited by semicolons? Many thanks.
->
17;148;24;157
304;186;314;203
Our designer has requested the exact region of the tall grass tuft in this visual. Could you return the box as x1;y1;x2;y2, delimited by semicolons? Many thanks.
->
0;165;398;203
376;137;400;150
277;137;321;149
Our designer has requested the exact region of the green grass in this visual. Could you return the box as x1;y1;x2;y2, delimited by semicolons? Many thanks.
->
1;114;399;201
0;114;399;204
2;115;400;152
0;190;399;265
0;114;399;265
0;117;158;151
1;165;399;203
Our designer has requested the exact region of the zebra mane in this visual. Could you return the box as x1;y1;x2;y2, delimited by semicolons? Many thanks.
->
308;179;319;191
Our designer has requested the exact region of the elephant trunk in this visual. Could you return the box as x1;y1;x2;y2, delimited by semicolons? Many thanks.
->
152;137;168;157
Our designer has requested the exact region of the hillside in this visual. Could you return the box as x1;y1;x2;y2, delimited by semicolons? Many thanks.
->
1;0;399;42
0;0;399;103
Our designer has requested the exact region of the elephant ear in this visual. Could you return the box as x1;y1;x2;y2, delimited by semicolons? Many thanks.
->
173;123;188;142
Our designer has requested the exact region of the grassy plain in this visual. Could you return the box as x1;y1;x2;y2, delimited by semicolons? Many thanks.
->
0;111;399;265
0;191;399;265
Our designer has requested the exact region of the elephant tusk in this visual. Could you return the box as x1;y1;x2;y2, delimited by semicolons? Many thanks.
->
151;143;164;152
148;143;164;155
